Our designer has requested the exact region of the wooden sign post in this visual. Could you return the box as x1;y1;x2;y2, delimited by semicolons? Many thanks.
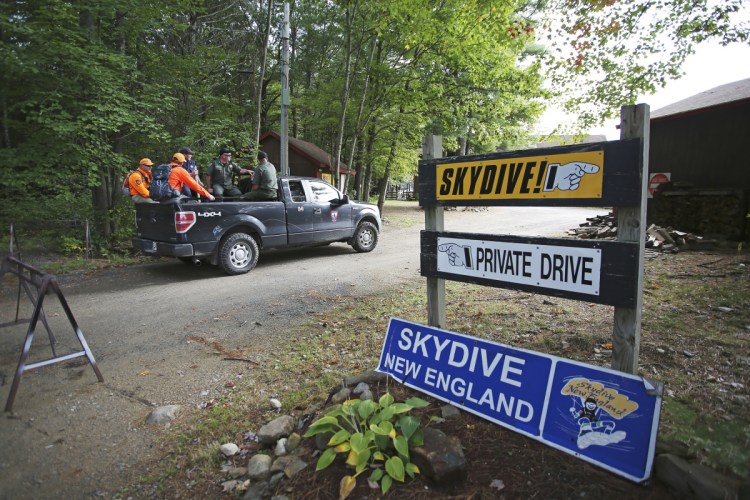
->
613;104;650;374
422;135;446;328
420;105;649;374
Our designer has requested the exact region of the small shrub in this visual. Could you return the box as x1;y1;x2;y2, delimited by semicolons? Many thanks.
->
303;393;430;498
59;235;85;254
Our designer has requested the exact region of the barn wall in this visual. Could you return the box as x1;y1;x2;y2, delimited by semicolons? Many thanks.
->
649;103;750;189
259;137;318;177
647;102;750;241
289;150;317;177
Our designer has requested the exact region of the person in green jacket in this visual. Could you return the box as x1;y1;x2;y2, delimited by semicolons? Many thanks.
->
241;151;278;201
205;147;253;200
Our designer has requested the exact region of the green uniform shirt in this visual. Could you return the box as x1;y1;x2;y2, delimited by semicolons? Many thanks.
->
207;159;242;189
253;160;278;192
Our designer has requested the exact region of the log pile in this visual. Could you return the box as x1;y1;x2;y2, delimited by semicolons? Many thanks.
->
650;188;746;242
568;212;618;239
568;211;715;253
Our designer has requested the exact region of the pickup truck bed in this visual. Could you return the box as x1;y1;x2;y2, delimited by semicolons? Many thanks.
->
132;176;381;275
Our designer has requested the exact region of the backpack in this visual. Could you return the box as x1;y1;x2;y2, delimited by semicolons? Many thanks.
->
149;164;180;201
121;171;135;196
122;170;146;196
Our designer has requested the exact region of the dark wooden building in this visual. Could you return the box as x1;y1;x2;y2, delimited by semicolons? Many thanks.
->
259;132;355;186
648;78;750;240
650;78;750;188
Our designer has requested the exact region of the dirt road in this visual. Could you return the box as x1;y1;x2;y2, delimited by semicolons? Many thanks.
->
0;205;608;499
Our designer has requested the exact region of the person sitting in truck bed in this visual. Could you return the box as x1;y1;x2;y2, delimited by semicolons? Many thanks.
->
178;147;204;198
129;158;158;204
241;151;278;201
169;152;214;201
205;147;253;201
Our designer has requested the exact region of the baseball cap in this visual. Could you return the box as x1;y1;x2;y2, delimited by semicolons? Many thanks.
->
179;147;194;155
258;151;268;159
139;158;154;166
172;152;186;164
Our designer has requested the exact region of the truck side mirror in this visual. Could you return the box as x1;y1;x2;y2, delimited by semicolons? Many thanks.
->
332;194;349;206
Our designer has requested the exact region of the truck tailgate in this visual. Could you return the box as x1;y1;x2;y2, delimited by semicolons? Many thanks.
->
134;204;181;242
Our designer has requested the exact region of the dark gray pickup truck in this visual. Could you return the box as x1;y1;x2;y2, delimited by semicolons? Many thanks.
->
132;176;381;275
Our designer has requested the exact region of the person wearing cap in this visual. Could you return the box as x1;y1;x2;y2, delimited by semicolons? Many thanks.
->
178;147;204;197
168;152;215;201
241;151;278;201
205;147;253;200
129;158;158;204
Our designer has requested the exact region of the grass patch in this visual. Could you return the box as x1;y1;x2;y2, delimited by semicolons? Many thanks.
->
380;200;423;229
164;251;746;488
661;398;750;477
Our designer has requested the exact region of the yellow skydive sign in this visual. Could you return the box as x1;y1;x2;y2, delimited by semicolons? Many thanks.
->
436;151;604;201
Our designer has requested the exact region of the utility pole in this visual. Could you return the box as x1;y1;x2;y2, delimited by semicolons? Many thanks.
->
279;1;290;176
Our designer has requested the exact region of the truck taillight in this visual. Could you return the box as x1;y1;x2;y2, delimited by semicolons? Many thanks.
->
175;212;196;233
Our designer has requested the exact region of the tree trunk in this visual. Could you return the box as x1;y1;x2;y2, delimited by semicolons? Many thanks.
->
81;7;114;241
2;95;10;148
362;120;376;200
377;134;398;214
346;35;376;197
352;137;364;198
458;136;467;155
332;2;357;187
92;180;111;239
255;0;273;147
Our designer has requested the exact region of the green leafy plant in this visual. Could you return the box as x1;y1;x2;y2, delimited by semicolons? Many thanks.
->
59;235;85;254
303;393;430;498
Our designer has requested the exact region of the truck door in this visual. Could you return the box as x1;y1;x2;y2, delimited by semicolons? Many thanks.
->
306;180;353;243
285;179;314;245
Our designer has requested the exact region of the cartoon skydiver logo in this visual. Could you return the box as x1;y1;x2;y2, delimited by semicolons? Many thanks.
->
569;396;626;449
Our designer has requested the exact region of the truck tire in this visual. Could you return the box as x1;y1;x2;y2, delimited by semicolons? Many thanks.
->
219;233;259;275
351;221;378;253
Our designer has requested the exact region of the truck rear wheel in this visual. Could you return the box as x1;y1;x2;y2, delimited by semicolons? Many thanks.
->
219;233;259;275
351;221;378;253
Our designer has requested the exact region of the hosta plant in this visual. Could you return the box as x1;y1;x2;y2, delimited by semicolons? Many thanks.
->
303;393;430;498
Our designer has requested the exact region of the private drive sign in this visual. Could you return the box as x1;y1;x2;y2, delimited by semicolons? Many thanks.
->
377;318;663;483
421;231;640;307
438;236;601;295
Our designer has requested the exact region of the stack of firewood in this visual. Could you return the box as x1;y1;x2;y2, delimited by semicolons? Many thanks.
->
650;189;746;241
568;212;713;252
568;213;617;239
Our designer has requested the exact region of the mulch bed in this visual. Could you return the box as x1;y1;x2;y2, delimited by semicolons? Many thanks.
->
285;384;675;499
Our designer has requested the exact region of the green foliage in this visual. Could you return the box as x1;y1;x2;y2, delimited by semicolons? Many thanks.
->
303;393;430;498
543;0;750;129
2;0;547;248
661;398;750;478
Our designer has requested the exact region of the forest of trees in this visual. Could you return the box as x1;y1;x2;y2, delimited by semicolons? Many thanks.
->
1;0;746;252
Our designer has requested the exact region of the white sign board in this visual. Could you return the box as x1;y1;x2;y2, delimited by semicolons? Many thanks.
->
437;236;602;296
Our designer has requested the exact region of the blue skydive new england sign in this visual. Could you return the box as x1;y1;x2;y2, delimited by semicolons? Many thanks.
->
376;318;662;482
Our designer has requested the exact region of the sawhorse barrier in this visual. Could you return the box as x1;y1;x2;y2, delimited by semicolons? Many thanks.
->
1;256;104;412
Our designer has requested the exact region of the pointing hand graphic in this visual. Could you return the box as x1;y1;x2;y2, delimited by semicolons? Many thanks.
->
438;243;471;268
547;162;600;191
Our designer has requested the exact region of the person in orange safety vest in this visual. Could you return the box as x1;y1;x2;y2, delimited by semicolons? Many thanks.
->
168;152;215;201
129;158;157;204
